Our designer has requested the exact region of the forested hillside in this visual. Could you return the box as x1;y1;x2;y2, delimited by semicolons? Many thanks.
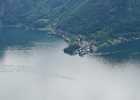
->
57;0;140;57
0;0;140;57
0;0;69;26
58;0;140;35
1;0;140;34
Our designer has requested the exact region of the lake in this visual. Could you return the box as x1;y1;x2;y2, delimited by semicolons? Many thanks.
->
0;28;140;100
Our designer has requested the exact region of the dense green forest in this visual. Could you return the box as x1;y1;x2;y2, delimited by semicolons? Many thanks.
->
1;0;140;35
59;0;140;34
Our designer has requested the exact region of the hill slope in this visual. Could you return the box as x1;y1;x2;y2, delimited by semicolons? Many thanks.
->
0;0;140;58
57;0;140;58
58;0;140;35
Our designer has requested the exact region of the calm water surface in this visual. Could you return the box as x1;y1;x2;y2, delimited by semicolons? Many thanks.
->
0;28;140;100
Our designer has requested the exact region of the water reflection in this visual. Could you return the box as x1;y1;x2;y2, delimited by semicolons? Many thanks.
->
0;28;140;100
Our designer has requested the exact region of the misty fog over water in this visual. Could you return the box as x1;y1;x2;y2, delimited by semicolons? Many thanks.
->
0;29;140;100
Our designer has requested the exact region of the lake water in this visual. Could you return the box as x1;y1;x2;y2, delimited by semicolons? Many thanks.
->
0;28;140;100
